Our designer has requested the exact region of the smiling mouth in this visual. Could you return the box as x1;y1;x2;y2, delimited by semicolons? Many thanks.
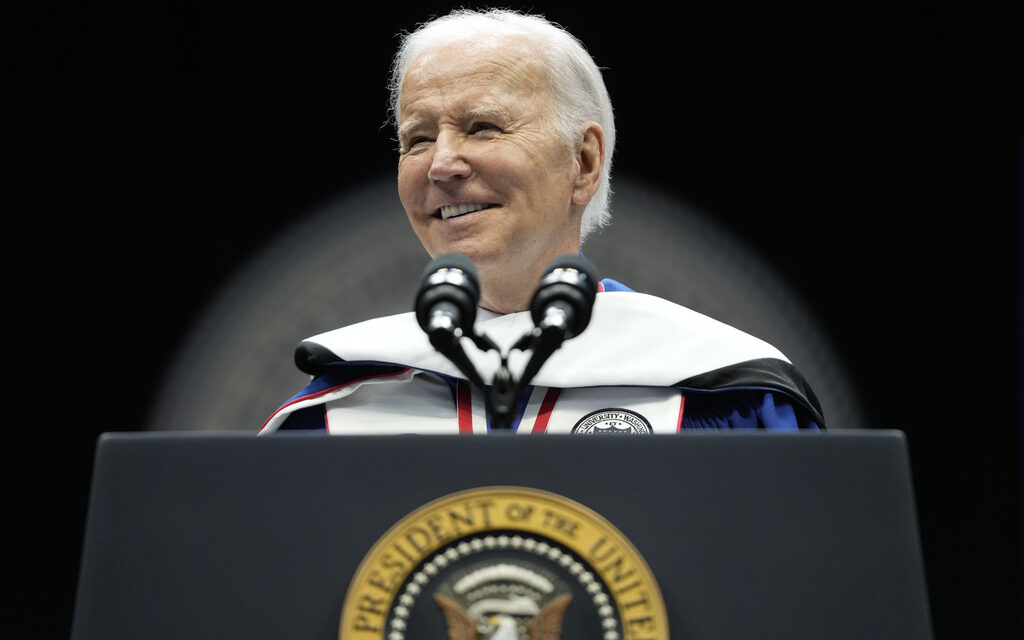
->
438;203;499;219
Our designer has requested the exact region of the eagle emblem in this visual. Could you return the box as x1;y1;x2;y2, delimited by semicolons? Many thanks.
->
433;562;572;640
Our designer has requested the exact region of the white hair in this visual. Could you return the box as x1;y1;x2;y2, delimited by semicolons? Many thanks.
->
388;8;616;242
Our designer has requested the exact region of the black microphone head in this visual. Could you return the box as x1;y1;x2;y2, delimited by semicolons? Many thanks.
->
419;252;479;287
530;254;600;337
415;252;481;332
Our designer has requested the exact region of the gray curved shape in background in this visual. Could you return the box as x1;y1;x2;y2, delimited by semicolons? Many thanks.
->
147;175;867;431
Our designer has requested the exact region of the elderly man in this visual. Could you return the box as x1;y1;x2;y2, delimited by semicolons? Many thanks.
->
260;9;824;434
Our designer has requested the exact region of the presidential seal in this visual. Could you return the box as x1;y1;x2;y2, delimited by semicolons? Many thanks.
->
571;409;653;435
338;486;668;640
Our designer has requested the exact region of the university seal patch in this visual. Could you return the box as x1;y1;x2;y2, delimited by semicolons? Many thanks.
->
338;486;668;639
571;409;653;435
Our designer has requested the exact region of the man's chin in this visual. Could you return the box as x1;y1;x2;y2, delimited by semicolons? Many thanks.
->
430;243;497;266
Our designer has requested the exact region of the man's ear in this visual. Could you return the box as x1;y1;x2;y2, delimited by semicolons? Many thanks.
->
571;123;605;205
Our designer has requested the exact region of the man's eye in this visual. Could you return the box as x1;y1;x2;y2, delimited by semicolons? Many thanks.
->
404;136;432;151
469;122;500;135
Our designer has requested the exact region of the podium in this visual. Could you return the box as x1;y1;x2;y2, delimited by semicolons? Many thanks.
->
71;431;933;639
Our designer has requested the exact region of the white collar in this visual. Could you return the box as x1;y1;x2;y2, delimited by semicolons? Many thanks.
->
304;291;788;387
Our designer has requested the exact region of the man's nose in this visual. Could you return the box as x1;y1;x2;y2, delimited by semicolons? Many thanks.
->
427;132;471;182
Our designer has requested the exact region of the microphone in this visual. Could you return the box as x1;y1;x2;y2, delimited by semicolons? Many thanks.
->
415;252;480;338
514;255;600;390
529;254;600;341
414;252;491;393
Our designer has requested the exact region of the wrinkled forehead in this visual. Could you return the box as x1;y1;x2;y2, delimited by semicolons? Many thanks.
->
398;36;552;120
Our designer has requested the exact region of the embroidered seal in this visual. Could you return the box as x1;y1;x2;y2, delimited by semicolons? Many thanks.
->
571;409;653;435
337;486;668;639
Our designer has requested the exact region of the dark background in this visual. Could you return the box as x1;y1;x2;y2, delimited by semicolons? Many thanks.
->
7;2;1021;637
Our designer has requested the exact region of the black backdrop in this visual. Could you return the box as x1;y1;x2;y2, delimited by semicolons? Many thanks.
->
8;2;1021;637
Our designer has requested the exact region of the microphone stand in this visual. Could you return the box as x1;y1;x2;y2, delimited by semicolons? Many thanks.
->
428;320;565;431
424;319;523;430
483;323;568;431
489;353;518;431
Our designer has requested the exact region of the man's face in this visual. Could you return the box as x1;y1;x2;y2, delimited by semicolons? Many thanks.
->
396;39;585;311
